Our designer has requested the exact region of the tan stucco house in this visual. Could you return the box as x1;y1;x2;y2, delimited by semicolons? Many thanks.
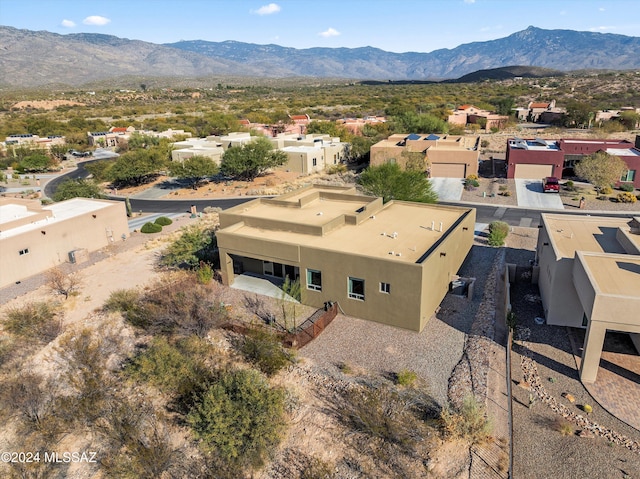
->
370;133;480;178
0;197;129;288
217;185;475;331
536;213;640;383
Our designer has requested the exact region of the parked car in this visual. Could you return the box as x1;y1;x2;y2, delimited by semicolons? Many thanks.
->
542;177;560;193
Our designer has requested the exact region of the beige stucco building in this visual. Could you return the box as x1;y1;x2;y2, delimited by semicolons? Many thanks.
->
536;214;640;383
217;185;475;331
370;133;480;178
0;198;129;288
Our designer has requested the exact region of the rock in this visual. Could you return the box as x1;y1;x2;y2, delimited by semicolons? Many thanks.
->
562;392;575;403
518;381;531;390
579;430;595;438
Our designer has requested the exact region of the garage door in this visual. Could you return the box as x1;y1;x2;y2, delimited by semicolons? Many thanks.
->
431;163;466;178
514;164;553;179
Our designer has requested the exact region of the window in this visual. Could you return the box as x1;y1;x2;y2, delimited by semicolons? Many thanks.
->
307;269;322;291
348;277;365;300
621;170;636;182
19;248;29;256
312;158;317;167
380;282;391;294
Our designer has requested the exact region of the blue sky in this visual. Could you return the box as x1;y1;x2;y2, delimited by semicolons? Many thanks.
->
1;0;639;53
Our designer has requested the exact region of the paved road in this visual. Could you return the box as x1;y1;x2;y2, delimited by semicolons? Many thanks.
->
43;165;635;228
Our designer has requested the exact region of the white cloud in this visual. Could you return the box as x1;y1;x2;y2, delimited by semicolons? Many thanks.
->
319;27;340;38
599;7;606;11
251;3;281;15
589;25;616;32
464;0;476;4
61;19;76;28
82;15;111;26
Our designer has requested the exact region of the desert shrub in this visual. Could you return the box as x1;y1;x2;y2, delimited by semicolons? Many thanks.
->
3;301;62;343
46;267;82;299
154;216;173;226
341;385;425;449
300;457;335;479
617;192;637;203
104;288;141;313
481;139;490;147
464;177;479;190
196;261;214;284
599;186;613;195
441;395;493;444
488;220;510;247
187;368;286;470
395;369;418;387
326;163;347;175
619;183;634;192
581;404;593;414
142;279;229;337
551;417;574;436
161;223;217;269
140;221;162;233
126;336;210;398
466;174;479;181
564;180;575;191
241;328;295;377
0;372;58;431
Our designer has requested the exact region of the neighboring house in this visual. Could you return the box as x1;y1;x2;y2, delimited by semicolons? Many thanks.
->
4;134;66;149
447;105;508;130
370;133;480;178
535;213;640;383
516;101;565;123
0;197;129;288
337;116;387;134
170;132;348;173
87;126;135;147
595;108;640;128
506;137;640;187
289;114;311;134
216;185;475;332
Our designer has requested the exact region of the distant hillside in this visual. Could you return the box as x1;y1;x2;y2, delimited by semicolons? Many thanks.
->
448;66;565;82
1;25;639;87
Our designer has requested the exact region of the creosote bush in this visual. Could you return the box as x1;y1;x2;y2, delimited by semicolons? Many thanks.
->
154;216;173;226
395;369;418;387
4;301;62;343
187;368;286;471
140;221;162;233
552;417;574;436
441;395;493;444
488;220;510;247
240;327;296;377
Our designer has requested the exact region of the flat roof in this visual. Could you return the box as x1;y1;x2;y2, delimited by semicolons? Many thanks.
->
0;204;38;225
605;148;640;157
578;252;640;298
543;214;631;259
0;198;114;240
221;189;470;264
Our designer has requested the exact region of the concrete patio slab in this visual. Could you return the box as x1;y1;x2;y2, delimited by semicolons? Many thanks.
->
515;179;564;209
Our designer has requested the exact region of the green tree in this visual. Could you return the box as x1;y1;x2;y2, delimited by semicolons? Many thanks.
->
220;137;288;181
187;368;286;470
563;101;592;128
358;163;438;203
48;144;69;162
574;151;627;192
161;224;217;269
391;112;448;134
53;178;105;201
84;159;114;182
169;155;219;189
19;153;55;172
492;96;515;116
109;149;167;186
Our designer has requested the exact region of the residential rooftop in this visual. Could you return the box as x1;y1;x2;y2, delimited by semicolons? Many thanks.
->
577;251;640;298
543;214;638;259
220;186;471;264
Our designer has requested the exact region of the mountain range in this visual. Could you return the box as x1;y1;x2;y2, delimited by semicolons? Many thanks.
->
1;25;639;88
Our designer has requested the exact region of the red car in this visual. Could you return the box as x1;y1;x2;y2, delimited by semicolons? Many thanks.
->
542;177;560;193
